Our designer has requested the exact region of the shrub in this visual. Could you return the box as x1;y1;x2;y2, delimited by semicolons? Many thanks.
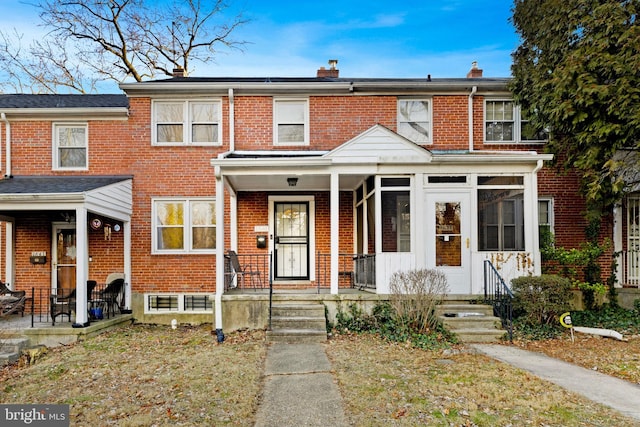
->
511;274;572;326
388;268;448;334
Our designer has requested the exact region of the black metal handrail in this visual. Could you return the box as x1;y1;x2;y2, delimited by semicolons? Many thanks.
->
483;260;514;341
316;252;376;291
268;252;273;331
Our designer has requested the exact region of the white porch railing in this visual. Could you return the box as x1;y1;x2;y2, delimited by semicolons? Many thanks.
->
620;250;640;288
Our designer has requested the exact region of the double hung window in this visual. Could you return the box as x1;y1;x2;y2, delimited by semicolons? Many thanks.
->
485;100;547;143
53;123;88;170
477;176;525;251
274;99;309;145
397;99;431;144
153;100;221;145
153;198;216;253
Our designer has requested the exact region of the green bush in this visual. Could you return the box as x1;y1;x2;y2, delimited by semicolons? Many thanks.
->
511;274;572;326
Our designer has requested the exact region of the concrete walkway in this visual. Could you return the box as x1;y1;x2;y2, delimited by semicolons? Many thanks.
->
472;344;640;422
254;343;348;427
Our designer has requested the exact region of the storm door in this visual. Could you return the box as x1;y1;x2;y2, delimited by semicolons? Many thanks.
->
426;192;471;294
53;224;76;292
274;202;309;280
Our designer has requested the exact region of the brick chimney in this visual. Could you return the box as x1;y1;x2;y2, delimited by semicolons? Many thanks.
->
173;66;185;78
317;59;339;78
466;61;483;78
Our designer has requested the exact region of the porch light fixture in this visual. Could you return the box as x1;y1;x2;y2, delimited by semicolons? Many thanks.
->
287;177;298;187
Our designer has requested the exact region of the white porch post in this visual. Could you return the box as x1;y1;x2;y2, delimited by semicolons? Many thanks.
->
74;207;89;326
613;203;623;287
214;172;225;330
330;171;339;294
123;220;132;309
4;220;14;286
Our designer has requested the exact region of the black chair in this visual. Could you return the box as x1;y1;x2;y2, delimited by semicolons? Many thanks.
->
227;250;262;289
50;288;76;325
100;278;125;318
0;287;26;318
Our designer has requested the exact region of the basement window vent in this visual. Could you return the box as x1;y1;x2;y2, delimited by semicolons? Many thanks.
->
145;294;212;313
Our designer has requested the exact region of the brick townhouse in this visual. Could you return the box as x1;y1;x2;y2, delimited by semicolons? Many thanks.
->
0;61;634;332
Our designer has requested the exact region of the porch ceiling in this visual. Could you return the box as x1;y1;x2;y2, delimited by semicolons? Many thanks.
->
225;173;365;192
0;175;133;221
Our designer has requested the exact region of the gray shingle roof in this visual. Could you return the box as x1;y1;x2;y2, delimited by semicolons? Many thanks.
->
0;94;128;109
0;175;133;194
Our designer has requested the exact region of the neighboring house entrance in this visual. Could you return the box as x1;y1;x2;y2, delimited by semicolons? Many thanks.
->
426;191;471;294
53;223;77;291
273;201;310;280
627;196;640;285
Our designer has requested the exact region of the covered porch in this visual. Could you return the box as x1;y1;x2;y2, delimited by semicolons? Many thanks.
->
0;175;133;328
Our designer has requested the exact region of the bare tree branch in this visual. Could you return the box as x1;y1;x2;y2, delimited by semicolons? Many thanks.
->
0;0;248;93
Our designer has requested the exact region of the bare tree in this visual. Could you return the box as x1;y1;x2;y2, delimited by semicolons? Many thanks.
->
0;0;248;93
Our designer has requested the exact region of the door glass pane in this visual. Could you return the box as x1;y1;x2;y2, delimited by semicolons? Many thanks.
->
275;202;308;278
56;229;76;290
435;202;461;266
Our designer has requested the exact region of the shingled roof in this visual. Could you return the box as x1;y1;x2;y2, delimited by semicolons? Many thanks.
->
0;94;128;109
0;175;133;194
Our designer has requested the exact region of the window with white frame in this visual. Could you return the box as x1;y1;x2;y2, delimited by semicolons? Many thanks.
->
153;198;216;253
274;99;309;145
53;123;88;170
477;176;525;251
538;198;554;248
485;100;547;143
397;99;431;144
153;100;221;145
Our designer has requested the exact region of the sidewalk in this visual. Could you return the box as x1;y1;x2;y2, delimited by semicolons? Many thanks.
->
253;343;348;427
471;344;640;422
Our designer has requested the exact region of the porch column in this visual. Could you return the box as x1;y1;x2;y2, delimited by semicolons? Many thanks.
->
4;220;14;285
214;173;225;330
330;171;339;294
613;203;623;287
123;220;132;309
73;207;89;327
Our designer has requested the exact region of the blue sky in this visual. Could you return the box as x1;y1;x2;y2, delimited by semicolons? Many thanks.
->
0;0;518;84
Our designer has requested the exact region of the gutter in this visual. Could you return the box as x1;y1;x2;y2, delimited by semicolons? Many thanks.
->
468;86;477;152
1;113;10;177
228;88;235;152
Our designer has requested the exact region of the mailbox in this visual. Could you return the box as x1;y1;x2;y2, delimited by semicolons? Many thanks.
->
256;235;267;249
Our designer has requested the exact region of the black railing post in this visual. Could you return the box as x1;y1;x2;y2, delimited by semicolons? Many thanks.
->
268;252;273;331
483;260;514;341
30;287;34;328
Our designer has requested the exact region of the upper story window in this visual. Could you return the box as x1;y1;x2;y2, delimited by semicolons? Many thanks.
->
152;198;216;254
274;99;309;145
398;99;431;144
53;123;88;170
153;100;221;145
485;99;548;144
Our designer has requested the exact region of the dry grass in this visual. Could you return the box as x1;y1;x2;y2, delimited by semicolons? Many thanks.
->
326;332;640;426
2;324;639;426
1;325;266;426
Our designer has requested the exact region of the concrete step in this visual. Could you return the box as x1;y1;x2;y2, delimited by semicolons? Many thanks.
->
271;316;326;330
0;337;31;366
268;302;327;343
437;302;506;343
266;328;327;343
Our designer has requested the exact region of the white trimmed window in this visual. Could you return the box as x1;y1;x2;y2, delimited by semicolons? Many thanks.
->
153;100;221;145
485;99;548;143
538;198;554;248
477;176;525;251
274;99;309;145
53;123;88;170
153;198;216;254
398;99;431;144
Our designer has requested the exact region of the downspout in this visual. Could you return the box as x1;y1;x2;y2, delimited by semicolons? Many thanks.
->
468;86;477;152
1;113;10;176
228;88;235;152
